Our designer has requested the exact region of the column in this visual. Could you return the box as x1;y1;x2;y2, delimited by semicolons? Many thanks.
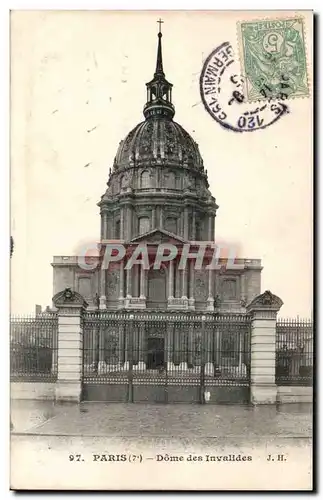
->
127;206;133;240
159;206;163;228
126;267;132;298
119;260;124;299
192;211;196;240
189;260;195;299
208;214;213;241
120;206;124;239
140;266;146;298
208;269;213;297
53;288;88;402
246;290;283;405
168;260;174;299
102;212;108;239
184;207;189;240
188;260;195;309
181;267;188;299
207;268;214;311
152;207;156;230
100;213;104;240
180;209;184;236
133;266;139;297
175;261;180;298
99;267;107;309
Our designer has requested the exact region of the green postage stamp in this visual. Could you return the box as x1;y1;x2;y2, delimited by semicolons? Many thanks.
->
238;18;309;101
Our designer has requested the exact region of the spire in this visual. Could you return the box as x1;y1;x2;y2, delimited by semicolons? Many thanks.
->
143;20;175;120
155;19;164;76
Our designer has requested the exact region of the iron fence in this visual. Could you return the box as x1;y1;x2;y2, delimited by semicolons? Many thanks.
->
83;311;251;402
276;318;313;386
10;313;58;381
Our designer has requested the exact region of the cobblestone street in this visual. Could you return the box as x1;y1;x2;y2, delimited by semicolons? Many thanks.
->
11;400;312;439
10;401;312;490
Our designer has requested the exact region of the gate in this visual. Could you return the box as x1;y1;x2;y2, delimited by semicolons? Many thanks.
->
82;311;251;404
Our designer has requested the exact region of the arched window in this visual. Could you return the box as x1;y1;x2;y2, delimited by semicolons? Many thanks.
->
165;217;177;234
120;175;126;190
139;217;150;235
140;170;150;188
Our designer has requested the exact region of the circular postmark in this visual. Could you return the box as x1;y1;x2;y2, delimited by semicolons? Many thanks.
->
199;42;289;132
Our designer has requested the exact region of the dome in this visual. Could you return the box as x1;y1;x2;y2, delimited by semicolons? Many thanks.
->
99;24;218;243
114;119;204;171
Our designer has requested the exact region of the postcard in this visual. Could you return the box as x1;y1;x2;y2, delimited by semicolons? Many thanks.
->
10;10;313;491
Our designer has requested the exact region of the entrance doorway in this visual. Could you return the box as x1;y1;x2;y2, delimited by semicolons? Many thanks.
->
147;268;167;309
147;337;165;369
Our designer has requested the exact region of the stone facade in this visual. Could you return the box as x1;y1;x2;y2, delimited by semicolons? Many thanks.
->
52;253;262;312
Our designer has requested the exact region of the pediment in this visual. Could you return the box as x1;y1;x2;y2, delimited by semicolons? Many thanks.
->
247;290;283;311
131;228;187;245
53;287;88;308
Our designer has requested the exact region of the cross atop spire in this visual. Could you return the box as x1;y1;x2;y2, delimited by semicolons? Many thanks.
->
157;18;164;34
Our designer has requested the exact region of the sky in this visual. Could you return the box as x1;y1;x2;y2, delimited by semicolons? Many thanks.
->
10;10;313;316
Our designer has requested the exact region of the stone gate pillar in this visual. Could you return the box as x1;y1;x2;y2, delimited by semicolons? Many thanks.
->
53;288;88;402
247;290;283;405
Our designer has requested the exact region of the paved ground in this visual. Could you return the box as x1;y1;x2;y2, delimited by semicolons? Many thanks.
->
11;400;312;438
10;401;313;490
